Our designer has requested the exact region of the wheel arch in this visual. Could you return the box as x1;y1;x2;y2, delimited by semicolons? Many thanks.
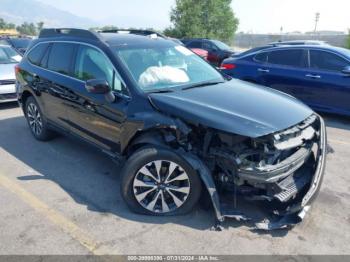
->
123;128;178;158
123;114;192;158
20;90;34;113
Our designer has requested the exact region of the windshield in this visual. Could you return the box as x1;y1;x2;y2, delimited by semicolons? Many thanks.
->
0;46;22;64
113;45;223;92
335;47;350;58
212;40;232;51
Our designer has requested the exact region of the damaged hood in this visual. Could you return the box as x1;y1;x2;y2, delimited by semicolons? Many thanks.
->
149;79;313;138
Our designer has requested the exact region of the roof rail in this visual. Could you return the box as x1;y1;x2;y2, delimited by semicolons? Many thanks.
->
100;29;166;38
39;28;101;41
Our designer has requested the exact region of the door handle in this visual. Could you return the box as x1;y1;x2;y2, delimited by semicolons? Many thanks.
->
306;74;321;79
258;68;270;73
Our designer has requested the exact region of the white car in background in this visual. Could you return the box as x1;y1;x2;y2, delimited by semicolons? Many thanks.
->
0;45;22;103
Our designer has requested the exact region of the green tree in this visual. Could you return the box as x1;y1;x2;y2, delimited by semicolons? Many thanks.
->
164;0;239;43
37;21;44;33
0;18;15;30
347;29;350;49
16;22;37;35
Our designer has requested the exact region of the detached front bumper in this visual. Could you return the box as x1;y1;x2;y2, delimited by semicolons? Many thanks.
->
255;115;327;230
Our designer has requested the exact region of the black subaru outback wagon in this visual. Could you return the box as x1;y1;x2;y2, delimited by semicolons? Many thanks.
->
16;29;326;230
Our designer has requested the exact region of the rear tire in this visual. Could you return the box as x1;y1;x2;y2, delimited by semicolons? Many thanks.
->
25;96;54;141
121;146;202;216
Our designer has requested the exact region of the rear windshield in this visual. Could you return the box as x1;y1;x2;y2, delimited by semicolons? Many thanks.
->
9;38;31;49
212;40;231;51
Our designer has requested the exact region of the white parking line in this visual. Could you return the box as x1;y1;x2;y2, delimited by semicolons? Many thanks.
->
0;173;116;255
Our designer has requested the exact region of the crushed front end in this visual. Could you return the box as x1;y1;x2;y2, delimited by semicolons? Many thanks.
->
193;114;327;230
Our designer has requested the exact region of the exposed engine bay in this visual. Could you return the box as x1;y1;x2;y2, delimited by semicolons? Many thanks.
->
178;114;326;230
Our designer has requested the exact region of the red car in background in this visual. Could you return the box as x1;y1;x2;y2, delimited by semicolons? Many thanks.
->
181;38;235;66
190;48;208;61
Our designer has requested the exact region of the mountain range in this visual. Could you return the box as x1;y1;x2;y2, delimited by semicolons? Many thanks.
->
0;0;98;28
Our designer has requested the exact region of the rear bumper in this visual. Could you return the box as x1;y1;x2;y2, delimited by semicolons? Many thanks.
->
0;83;17;103
0;93;17;103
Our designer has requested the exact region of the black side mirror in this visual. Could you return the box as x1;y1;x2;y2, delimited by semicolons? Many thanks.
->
85;79;111;94
342;66;350;75
85;79;116;103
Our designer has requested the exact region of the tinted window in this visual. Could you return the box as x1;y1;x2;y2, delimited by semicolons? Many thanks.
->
187;41;202;48
27;43;49;66
211;40;231;51
268;49;306;67
8;38;31;49
40;45;51;68
202;42;217;51
254;52;268;62
310;50;349;71
47;43;75;75
74;45;124;92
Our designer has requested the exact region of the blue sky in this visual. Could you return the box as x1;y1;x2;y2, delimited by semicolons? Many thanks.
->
38;0;349;33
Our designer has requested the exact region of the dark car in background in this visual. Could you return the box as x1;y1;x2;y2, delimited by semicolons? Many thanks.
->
181;38;234;66
16;28;326;230
221;45;350;116
0;37;32;54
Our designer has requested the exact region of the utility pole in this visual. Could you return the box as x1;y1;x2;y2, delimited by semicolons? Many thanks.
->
280;26;283;41
314;12;320;33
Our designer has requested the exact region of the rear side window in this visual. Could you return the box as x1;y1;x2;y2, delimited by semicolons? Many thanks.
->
254;52;268;62
310;50;349;72
8;38;31;49
268;49;306;67
27;43;49;66
47;43;75;75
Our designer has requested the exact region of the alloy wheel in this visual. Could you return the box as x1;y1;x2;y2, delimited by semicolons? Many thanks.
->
133;160;191;213
27;103;43;136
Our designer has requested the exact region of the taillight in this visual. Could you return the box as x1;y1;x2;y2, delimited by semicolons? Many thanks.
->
15;64;20;74
220;63;236;70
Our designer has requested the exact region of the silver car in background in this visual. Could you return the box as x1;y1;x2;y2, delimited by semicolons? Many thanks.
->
0;45;21;103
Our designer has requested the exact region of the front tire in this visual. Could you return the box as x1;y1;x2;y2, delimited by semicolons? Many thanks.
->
121;146;202;216
25;96;54;141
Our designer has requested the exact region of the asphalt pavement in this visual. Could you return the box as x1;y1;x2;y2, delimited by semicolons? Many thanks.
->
0;102;349;255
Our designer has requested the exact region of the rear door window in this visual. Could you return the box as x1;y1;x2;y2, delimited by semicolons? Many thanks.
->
27;43;49;66
309;50;349;72
254;52;268;63
268;49;306;67
47;43;75;76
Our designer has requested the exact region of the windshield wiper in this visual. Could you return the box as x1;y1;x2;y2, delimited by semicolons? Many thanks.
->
181;80;224;91
147;88;175;94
